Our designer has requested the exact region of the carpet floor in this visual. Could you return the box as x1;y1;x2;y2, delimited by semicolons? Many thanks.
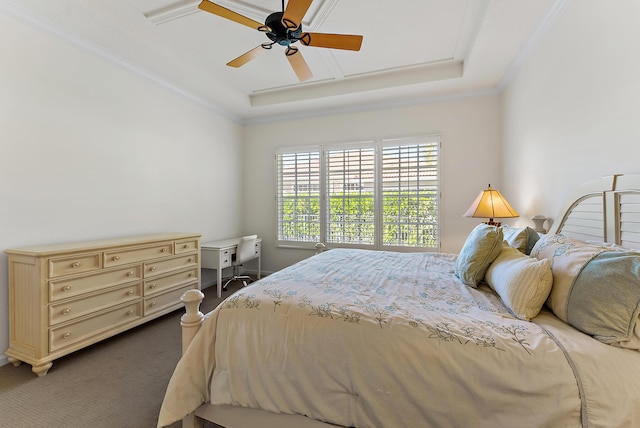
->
0;280;247;428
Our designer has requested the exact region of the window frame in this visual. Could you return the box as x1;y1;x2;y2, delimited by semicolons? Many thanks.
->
275;136;441;251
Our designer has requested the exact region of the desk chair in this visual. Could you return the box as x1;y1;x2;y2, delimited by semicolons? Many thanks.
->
223;235;258;291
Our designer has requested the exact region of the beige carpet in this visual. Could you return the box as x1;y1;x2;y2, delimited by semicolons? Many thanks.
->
0;280;247;428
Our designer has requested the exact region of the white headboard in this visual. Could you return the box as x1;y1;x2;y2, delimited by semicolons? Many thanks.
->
549;174;640;250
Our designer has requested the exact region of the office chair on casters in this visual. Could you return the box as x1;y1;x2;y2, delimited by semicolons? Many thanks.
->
222;235;258;291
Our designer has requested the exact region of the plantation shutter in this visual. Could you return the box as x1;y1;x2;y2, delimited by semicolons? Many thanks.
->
325;145;376;245
276;148;321;245
276;135;440;249
381;138;439;248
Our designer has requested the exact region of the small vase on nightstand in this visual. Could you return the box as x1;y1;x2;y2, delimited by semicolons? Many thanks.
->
531;215;547;233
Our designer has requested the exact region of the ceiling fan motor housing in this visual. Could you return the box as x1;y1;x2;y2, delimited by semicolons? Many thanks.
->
265;12;302;46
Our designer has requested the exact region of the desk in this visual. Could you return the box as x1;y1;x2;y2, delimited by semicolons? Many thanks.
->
201;237;262;297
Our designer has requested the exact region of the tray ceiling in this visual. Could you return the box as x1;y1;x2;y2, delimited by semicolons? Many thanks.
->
1;0;566;123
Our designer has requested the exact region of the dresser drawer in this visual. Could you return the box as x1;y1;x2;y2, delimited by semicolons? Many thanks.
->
49;253;101;278
175;239;199;254
144;283;198;316
144;254;198;278
49;265;142;302
49;302;142;352
49;283;142;326
144;268;198;296
104;243;173;268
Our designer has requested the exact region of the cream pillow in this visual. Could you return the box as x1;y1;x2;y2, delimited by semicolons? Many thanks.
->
485;243;553;321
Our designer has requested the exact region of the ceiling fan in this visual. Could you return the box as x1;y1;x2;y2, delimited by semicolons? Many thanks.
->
198;0;363;82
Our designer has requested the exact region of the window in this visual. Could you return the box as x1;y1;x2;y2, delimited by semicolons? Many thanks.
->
276;136;440;250
326;146;376;245
276;148;321;243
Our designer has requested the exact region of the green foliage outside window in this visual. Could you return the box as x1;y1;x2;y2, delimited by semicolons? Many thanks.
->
280;191;438;247
279;195;321;242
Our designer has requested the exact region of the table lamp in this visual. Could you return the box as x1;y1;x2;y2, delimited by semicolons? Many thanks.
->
464;184;519;227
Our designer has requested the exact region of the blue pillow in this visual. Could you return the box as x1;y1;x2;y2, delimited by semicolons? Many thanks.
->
567;251;640;344
455;224;503;287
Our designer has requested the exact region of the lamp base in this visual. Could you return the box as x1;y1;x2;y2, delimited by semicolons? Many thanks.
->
483;220;502;227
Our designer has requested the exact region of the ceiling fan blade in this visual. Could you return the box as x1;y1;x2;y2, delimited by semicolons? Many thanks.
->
300;33;363;51
285;47;313;82
198;1;264;31
226;45;265;68
282;0;313;29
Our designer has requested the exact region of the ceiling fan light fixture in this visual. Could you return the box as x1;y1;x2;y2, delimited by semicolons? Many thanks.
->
282;18;299;30
264;12;302;47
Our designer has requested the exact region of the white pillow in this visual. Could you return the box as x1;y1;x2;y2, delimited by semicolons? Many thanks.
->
485;244;553;321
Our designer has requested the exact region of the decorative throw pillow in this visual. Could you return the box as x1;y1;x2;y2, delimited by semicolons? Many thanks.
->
530;234;610;322
485;243;553;321
502;225;540;255
566;251;640;345
455;223;503;287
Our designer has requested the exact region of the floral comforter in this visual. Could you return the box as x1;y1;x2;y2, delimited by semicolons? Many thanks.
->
158;249;640;427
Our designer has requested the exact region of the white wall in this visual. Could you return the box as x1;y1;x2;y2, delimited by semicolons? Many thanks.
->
0;10;243;366
244;96;503;272
12;0;632;370
502;0;640;228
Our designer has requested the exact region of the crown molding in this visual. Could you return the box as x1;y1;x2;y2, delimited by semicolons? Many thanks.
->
0;0;241;123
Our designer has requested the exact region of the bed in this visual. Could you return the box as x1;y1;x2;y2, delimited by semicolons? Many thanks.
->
158;173;640;428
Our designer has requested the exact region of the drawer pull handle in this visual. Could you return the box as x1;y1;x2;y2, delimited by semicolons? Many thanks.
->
63;332;71;339
127;271;134;277
188;258;193;263
71;262;81;268
127;310;134;315
62;285;72;292
188;273;193;277
150;284;156;289
150;266;156;272
127;290;134;296
184;244;190;249
162;248;167;253
113;256;120;261
62;308;71;315
150;302;156;307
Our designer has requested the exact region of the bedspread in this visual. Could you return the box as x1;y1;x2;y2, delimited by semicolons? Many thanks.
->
158;249;640;427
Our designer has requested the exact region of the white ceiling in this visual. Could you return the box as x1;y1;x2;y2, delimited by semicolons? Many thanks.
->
2;0;566;123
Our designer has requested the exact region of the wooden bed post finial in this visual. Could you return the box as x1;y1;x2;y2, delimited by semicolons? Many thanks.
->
180;289;205;355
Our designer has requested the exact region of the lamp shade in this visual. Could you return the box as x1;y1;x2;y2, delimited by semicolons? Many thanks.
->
464;184;519;226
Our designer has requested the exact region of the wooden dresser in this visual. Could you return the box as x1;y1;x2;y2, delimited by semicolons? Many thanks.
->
5;233;201;376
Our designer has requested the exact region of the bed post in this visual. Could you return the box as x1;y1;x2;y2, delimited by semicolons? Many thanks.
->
180;289;206;428
180;289;205;354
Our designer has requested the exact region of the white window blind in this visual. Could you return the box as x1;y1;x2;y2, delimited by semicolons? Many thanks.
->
276;149;321;244
326;146;376;245
381;140;439;248
276;136;440;250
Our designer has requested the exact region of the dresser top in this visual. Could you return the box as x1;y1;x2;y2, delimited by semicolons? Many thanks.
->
5;233;201;257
